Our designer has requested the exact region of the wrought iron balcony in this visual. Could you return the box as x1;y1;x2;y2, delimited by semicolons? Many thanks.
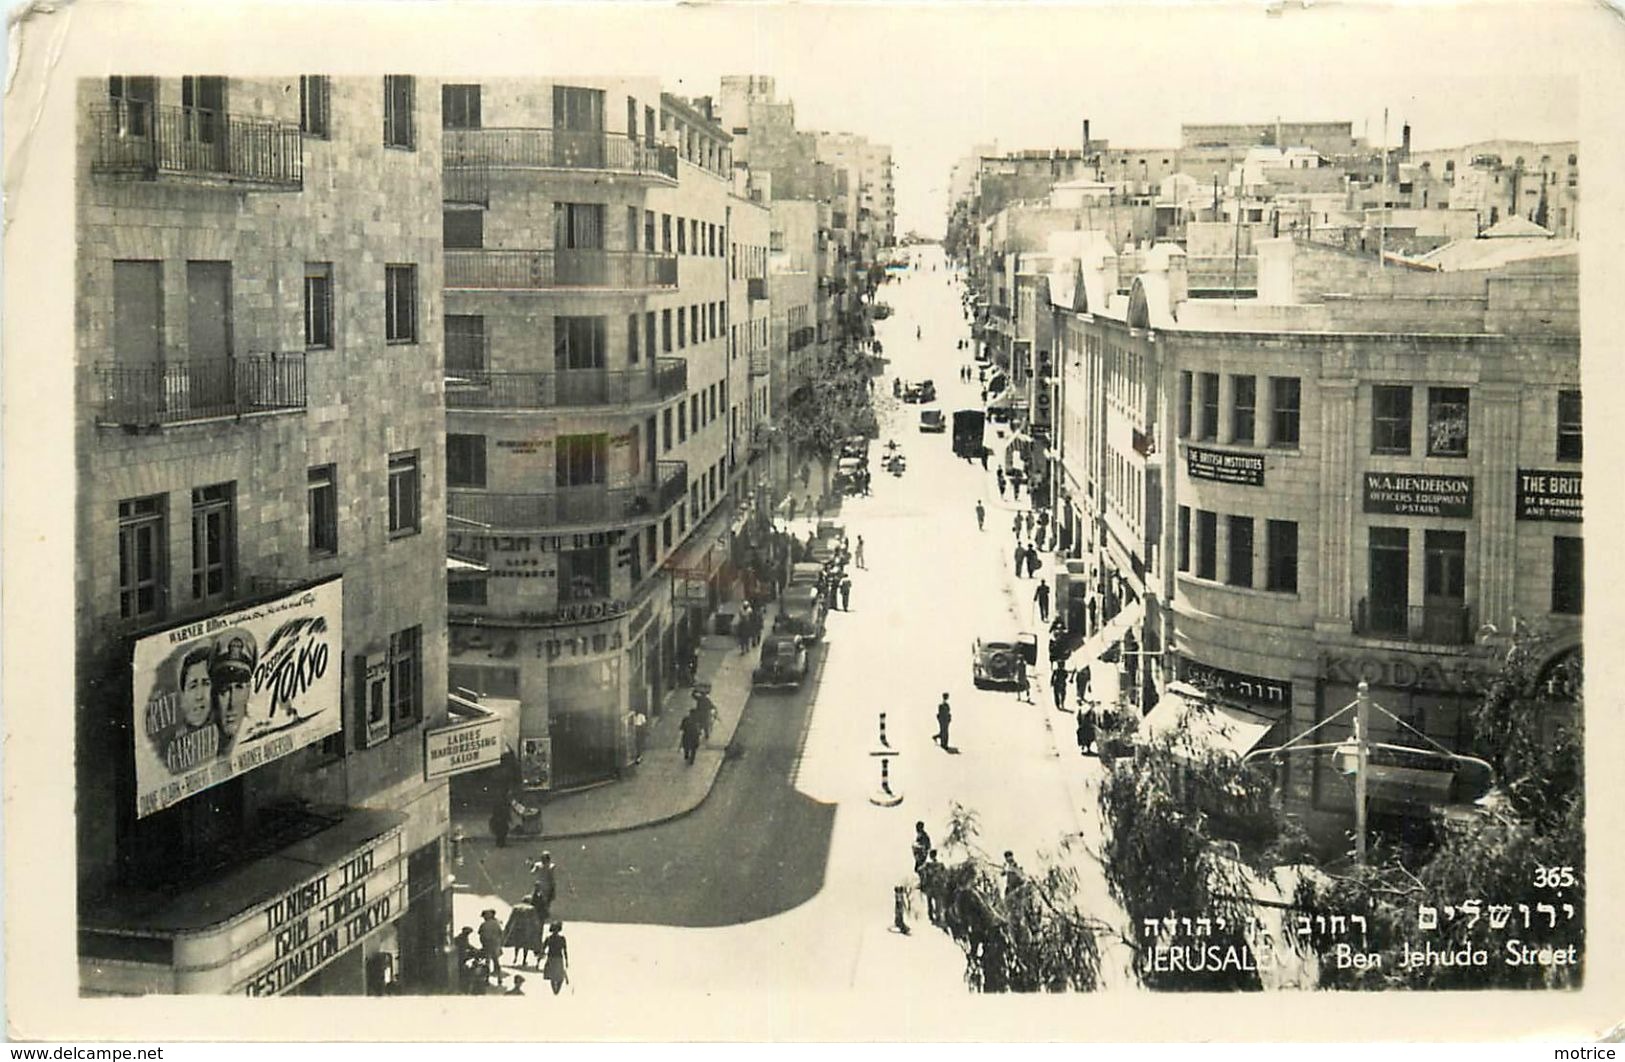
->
93;354;307;428
448;460;687;530
1353;598;1474;647
89;102;303;191
749;351;771;376
748;276;769;301
445;358;687;410
442;128;678;183
445;249;678;291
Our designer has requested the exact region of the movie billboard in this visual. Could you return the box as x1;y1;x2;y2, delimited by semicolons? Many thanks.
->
132;578;343;818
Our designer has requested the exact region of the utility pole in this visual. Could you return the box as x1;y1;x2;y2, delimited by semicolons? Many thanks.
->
1378;109;1389;270
1354;679;1371;867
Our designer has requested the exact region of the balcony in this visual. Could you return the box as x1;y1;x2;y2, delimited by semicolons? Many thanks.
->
1353;599;1474;647
446;358;687;410
449;461;687;531
748;276;769;301
442;128;678;188
788;326;816;352
94;354;307;428
89;103;302;191
749;351;771;376
445;249;678;292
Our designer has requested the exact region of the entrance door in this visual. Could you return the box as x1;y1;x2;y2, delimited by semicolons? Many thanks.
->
186;261;233;415
180;76;227;173
1422;530;1467;643
1367;527;1409;636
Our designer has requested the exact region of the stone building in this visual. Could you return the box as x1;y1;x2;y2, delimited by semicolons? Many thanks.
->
76;76;452;994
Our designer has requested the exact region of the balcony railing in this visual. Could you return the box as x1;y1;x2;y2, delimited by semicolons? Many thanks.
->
446;358;687;410
443;128;678;181
788;326;816;352
445;249;678;291
748;276;769;301
449;460;687;530
1353;598;1474;647
94;354;307;427
749;351;771;376
89;102;303;191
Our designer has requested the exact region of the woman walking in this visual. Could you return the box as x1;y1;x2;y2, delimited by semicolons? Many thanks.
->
542;922;570;995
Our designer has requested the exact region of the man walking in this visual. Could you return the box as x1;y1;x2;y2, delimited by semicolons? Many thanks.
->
936;693;952;750
839;575;852;612
975;500;986;531
1024;543;1040;579
1050;663;1069;712
912;822;932;872
1034;581;1051;623
679;708;702;765
736;601;754;654
996;468;1006;499
921;849;947;925
855;536;866;569
1014;542;1026;578
1075;662;1092;705
479;908;506;986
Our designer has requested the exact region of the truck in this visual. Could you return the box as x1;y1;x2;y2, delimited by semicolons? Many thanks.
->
952;409;985;459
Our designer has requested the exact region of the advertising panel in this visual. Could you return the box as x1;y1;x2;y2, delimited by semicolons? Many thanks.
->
1362;472;1473;518
1515;468;1582;522
424;716;505;781
1186;445;1263;486
132;578;343;818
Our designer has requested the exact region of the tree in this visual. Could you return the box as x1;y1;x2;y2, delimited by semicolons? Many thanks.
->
1290;631;1584;989
920;804;1106;992
779;354;893;493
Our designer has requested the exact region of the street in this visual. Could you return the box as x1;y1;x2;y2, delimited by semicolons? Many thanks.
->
454;244;1131;992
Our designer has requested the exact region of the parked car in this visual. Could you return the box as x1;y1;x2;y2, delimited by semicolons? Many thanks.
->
840;436;869;460
919;409;946;433
752;634;811;689
971;633;1038;689
776;585;828;641
789;562;827;589
834;456;866;493
916;380;937;403
902;384;924;404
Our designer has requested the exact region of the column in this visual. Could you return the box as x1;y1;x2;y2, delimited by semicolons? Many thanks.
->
1475;384;1522;630
1316;379;1357;626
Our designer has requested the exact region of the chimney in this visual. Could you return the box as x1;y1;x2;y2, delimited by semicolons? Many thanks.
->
1401;122;1412;159
1256;237;1296;306
1082;119;1091;150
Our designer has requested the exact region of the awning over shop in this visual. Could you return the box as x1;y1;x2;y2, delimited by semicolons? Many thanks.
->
1064;598;1145;673
1140;682;1279;759
447;555;490;575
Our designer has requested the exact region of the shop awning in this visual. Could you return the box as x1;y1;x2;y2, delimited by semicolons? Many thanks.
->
1140;682;1279;759
447;555;490;575
1064;598;1145;673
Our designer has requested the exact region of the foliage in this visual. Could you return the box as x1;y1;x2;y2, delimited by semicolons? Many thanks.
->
1292;630;1584;989
920;804;1106;992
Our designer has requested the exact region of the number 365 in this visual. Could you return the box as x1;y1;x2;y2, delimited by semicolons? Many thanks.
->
1534;866;1577;888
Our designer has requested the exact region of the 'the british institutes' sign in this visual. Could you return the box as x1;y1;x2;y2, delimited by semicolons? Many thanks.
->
132;578;343;818
1363;472;1473;518
1186;445;1265;487
1516;469;1582;523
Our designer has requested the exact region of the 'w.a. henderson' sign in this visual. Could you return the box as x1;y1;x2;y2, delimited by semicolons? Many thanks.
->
1363;472;1473;518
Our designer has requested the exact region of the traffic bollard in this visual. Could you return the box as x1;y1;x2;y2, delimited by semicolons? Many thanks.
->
878;712;891;749
869;755;903;807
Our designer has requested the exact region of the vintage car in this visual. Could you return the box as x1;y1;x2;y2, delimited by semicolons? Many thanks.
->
776;585;828;641
834;456;866;493
752;633;811;690
971;633;1038;689
919;409;946;433
904;380;937;404
789;561;827;589
840;436;869;460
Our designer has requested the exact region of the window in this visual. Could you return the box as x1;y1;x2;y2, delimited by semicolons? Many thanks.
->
441;83;481;130
388;451;421;536
443;209;483;249
446;434;487;488
678;402;687;442
626;206;640;252
108;76;155;137
1270;377;1300;447
662;214;672;253
1231;375;1256;445
304;263;333;349
691;394;700;430
1266;520;1297;593
662;308;673;352
678;307;686;348
308;466;338;557
1426;387;1470;457
445;315;485;372
1177;506;1191;571
677;217;687;255
1197;372;1219;440
662;516;673;549
383;75;415;149
553;202;605;250
299;77;331;138
691;220;699;255
559;546;610;601
118;495;166;620
645;211;657;253
662;408;673;451
1227;516;1254;588
389;626;423;730
385;264;418;343
1371;385;1412;455
1552;537;1583;614
447;578;488;607
1195;510;1217;580
1557;390;1582;461
645;312;657;360
1178;371;1192;438
627;313;640;365
556;434;607;487
191;483;236;602
554;316;606;370
1367;527;1410;635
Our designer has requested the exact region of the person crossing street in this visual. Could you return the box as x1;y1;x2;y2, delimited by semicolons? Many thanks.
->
1034;581;1051;623
975;500;986;530
935;693;953;749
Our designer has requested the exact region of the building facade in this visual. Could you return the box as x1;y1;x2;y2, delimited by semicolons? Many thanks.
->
77;75;452;995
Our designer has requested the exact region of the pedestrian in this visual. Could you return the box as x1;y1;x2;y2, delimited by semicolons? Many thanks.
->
975;500;985;531
936;693;952;749
1012;513;1022;538
1011;477;1023;501
1087;597;1098;635
855;536;866;569
787;495;798;522
1024;544;1040;579
679;709;702;764
1075;662;1092;705
1050;663;1068;711
736;602;753;654
479;908;506;985
529;852;558;923
912;821;932;871
1002;851;1024;899
1015;658;1032;703
1034;580;1051;623
541;922;570;995
504;897;544;969
488;789;512;849
1024;511;1035;538
979;448;989;470
505;976;527;996
996;468;1006;498
455;926;477;993
839;575;852;612
694;687;718;741
1013;543;1025;578
1076;706;1097;755
1036;525;1047;551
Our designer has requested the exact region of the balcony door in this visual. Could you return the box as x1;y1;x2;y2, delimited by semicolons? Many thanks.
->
179;76;227;173
1422;530;1467;643
186;261;233;415
556;433;609;523
552;85;604;168
553;203;606;285
1367;527;1409;636
112;261;162;421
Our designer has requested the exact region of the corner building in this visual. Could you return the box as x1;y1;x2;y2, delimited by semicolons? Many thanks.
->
76;76;451;994
440;80;766;791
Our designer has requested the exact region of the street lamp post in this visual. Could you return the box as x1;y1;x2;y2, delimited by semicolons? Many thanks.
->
1353;679;1371;868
